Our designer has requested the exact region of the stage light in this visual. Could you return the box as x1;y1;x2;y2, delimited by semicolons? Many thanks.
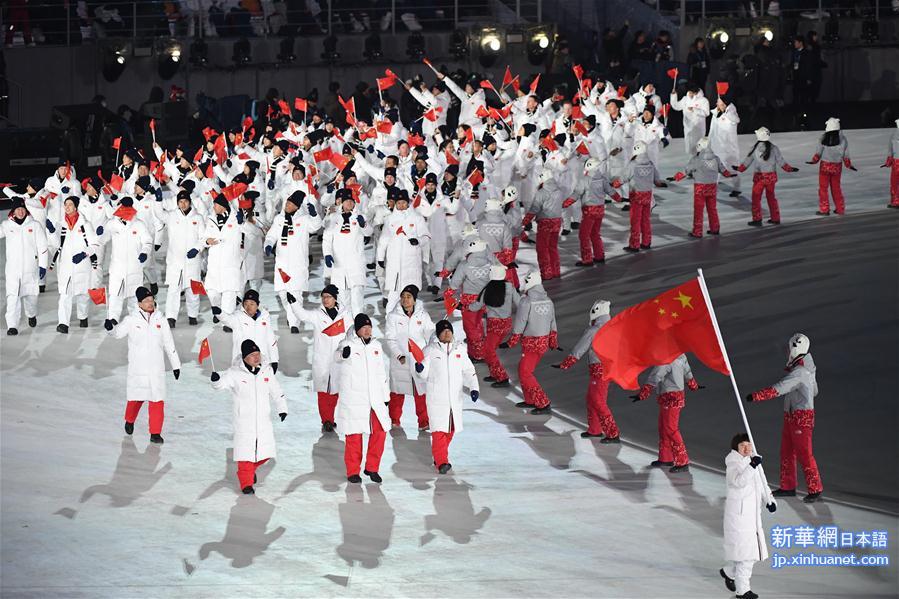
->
527;29;552;65
101;41;128;82
759;27;773;42
709;29;729;59
157;39;182;80
450;29;469;60
232;37;251;65
364;32;383;60
479;28;502;68
190;38;208;66
406;32;425;60
861;18;879;43
277;36;296;63
321;35;341;62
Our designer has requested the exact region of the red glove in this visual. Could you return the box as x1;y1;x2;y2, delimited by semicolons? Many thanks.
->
673;171;686;182
782;164;799;172
735;164;747;173
882;156;894;168
522;213;535;227
548;330;558;349
687;378;700;391
806;154;820;164
843;158;857;171
637;383;654;401
507;334;521;348
558;355;578;370
438;268;450;278
444;288;456;298
611;192;622;202
722;169;736;178
562;197;577;208
749;387;778;402
610;178;623;188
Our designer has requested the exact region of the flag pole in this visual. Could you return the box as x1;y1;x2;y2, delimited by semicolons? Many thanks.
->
696;268;771;489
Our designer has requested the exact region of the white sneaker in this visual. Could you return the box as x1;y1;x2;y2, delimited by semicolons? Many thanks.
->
401;12;423;32
380;11;392;31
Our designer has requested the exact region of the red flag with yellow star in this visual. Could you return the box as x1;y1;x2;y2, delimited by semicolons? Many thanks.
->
591;277;728;389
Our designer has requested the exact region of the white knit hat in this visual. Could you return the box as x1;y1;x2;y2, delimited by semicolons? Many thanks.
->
755;127;770;142
824;117;840;132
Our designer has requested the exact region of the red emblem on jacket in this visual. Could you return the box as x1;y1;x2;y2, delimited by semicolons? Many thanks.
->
156;324;161;329
264;377;269;382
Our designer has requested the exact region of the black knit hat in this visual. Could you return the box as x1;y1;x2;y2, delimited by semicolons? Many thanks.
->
135;175;152;191
135;286;153;302
321;284;339;298
286;190;305;208
65;196;80;209
354;313;372;332
213;194;230;210
241;339;261;358
401;284;419;301
243;289;260;304
435;319;453;336
336;188;354;202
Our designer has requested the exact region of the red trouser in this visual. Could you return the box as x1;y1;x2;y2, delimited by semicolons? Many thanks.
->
317;392;338;424
460;293;485;361
578;205;605;263
389;391;428;428
237;458;269;489
780;410;823;494
692;183;720;235
586;363;618;437
627;191;652;248
657;392;688;466
818;162;845;214
519;335;550;408
535;217;562;279
751;172;780;222
125;401;164;434
891;163;899;206
485;317;512;381
431;430;455;468
344;410;387;476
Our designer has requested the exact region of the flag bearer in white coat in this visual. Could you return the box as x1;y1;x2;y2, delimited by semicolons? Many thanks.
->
103;198;153;327
203;195;244;324
163;191;205;327
335;314;392;484
106;286;181;444
384;284;435;430
47;196;100;333
322;190;370;317
1;198;48;335
720;433;776;599
288;284;353;432
413;320;479;474
265;190;322;334
211;339;288;495
219;289;280;372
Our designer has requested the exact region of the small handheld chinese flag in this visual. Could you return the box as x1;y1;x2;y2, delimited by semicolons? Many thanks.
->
529;74;541;94
88;287;107;305
468;169;484;186
591;277;728;389
408;339;425;363
476;105;490;119
377;76;396;91
667;68;679;80
112;137;122;150
423;107;442;122
576;141;590;156
572;64;584;80
313;147;333;163
376;119;394;134
109;174;125;192
444;149;460;166
479;79;495;91
198;337;211;364
617;85;628;98
149;119;157;142
540;136;559;152
294;97;308;112
329;153;350;171
716;81;730;96
502;66;514;88
278;99;291;116
113;205;137;221
222;182;248;201
407;132;426;147
190;279;207;296
278;268;291;283
322;319;346;337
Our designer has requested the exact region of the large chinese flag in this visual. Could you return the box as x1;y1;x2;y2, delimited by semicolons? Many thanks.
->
592;277;728;389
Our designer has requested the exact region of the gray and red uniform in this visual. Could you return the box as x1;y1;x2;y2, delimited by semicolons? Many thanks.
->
809;133;852;214
737;143;797;224
616;155;662;250
559;313;619;438
637;354;699;467
478;208;515;267
508;281;557;408
749;354;822;495
680;148;732;236
470;281;520;383
887;127;899;208
448;247;493;361
523;178;563;280
572;169;619;264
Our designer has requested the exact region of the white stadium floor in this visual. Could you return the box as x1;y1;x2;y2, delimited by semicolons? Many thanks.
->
1;129;897;597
